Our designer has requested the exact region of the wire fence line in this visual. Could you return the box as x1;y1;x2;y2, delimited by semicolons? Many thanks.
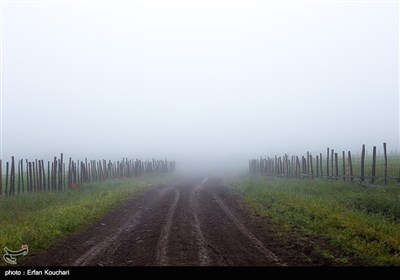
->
0;154;176;196
249;143;400;186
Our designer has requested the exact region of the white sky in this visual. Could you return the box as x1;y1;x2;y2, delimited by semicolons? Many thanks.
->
0;0;399;173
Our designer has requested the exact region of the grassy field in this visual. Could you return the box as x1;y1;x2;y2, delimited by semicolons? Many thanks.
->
230;176;400;265
0;175;177;265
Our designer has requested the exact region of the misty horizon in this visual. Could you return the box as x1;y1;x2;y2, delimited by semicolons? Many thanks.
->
1;1;399;173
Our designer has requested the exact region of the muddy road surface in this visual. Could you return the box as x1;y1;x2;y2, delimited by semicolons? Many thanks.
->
23;177;286;266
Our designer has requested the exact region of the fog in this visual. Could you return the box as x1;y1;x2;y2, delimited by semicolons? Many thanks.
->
1;1;399;174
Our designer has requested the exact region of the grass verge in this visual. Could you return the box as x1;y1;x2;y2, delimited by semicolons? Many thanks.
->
0;175;177;265
229;176;400;265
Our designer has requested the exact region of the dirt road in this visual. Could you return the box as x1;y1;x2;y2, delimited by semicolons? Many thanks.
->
22;177;290;266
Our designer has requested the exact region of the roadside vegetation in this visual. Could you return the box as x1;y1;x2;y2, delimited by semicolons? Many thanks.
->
230;176;400;265
0;175;178;265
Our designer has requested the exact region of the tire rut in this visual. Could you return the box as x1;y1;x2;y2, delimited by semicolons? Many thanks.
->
189;178;211;266
21;177;287;266
198;184;285;266
72;210;144;266
155;188;181;266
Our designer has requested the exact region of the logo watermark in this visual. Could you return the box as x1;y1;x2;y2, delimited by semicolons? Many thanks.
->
3;245;29;265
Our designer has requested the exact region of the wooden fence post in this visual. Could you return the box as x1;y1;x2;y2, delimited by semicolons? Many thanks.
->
10;156;15;195
35;159;39;192
33;161;37;192
290;156;294;177
361;144;365;183
57;159;61;190
68;157;72;187
327;148;330;178
348;151;353;182
38;160;42;192
41;160;45;192
334;153;338;180
18;160;21;194
371;146;376;184
87;163;91;182
37;160;40;191
63;163;66;190
21;160;25;193
29;162;33;192
85;158;88;182
301;156;305;176
52;157;57;191
51;162;54;191
286;155;290;177
383;143;388;185
26;160;30;192
0;160;2;195
5;162;9;196
331;149;334;179
77;160;80;185
342;151;346;182
59;153;63;190
47;161;50;191
319;153;323;177
74;161;78;184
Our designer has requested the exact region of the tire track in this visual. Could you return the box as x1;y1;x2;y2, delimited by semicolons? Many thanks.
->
72;186;175;266
72;210;143;266
155;188;181;266
199;184;285;266
189;177;210;266
23;178;291;266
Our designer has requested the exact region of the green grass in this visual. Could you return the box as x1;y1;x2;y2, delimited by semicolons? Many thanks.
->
229;176;400;265
0;175;177;265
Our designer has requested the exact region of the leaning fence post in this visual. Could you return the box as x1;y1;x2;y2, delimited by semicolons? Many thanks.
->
5;162;9;196
348;151;353;183
41;160;45;192
383;142;388;185
21;160;25;193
